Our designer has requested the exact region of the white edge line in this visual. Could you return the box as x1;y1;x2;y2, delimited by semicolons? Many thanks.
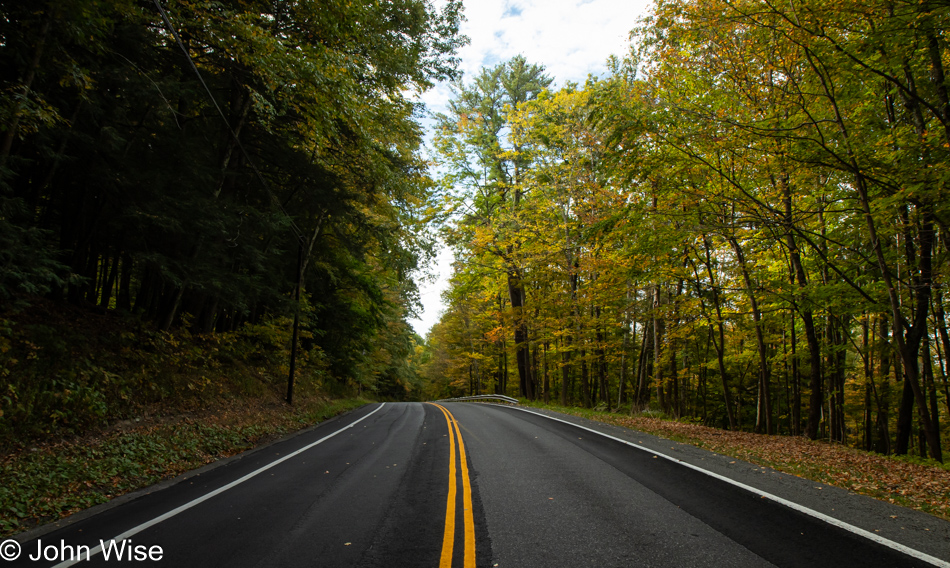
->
50;403;386;568
501;405;950;568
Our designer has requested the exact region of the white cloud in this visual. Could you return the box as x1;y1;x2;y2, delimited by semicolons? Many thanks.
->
419;0;653;114
461;0;650;81
409;0;655;337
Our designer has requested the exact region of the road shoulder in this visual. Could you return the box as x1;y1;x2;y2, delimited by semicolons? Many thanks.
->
494;404;950;563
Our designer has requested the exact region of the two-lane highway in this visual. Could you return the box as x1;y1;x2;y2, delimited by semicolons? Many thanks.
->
7;402;950;567
10;403;474;568
452;404;950;567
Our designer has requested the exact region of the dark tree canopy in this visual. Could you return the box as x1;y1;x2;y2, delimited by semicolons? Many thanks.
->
0;0;464;394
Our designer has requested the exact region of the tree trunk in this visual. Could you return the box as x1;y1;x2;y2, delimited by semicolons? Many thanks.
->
826;316;841;442
863;316;873;451
508;269;532;399
99;254;119;309
543;341;550;404
160;285;186;332
781;176;823;440
922;333;940;448
729;237;772;434
632;318;652;412
812;48;942;459
617;317;634;412
895;372;914;455
933;288;950;419
789;310;801;435
595;306;609;409
559;325;571;406
560;338;571;406
876;317;893;455
198;296;219;334
497;294;506;396
653;286;667;412
580;347;590;408
700;236;736;429
117;253;133;312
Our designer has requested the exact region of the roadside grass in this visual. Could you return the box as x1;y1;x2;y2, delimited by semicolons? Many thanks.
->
0;395;368;538
521;401;950;522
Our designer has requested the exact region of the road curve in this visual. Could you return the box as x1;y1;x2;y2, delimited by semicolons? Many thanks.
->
7;402;950;568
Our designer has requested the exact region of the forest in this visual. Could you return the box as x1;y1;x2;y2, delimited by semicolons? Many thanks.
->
425;0;950;462
2;0;948;465
0;0;463;444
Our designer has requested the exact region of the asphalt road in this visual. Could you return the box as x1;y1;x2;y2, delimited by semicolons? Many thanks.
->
6;402;950;567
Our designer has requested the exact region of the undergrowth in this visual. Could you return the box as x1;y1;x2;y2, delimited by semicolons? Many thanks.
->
0;298;371;537
0;299;330;450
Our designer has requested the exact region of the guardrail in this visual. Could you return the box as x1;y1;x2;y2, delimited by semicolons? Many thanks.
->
435;394;520;405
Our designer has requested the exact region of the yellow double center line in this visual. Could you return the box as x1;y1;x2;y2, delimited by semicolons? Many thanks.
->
429;403;475;568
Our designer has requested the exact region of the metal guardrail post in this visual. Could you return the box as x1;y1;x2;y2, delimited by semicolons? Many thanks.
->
434;394;520;404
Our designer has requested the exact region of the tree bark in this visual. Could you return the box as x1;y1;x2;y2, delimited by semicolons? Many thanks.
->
633;316;653;411
508;269;532;399
99;253;119;309
560;337;571;406
653;286;667;413
807;45;942;459
780;175;823;440
933;288;950;419
895;371;914;455
543;341;550;404
789;310;801;436
729;236;772;434
700;236;736;429
580;346;590;408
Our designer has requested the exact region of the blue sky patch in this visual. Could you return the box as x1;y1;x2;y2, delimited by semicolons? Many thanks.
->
502;3;523;18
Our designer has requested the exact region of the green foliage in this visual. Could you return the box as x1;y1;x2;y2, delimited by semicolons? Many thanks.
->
425;0;949;459
0;198;69;306
0;0;455;429
0;301;337;449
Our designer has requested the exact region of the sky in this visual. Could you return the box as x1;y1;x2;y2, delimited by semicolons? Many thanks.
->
407;0;655;337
